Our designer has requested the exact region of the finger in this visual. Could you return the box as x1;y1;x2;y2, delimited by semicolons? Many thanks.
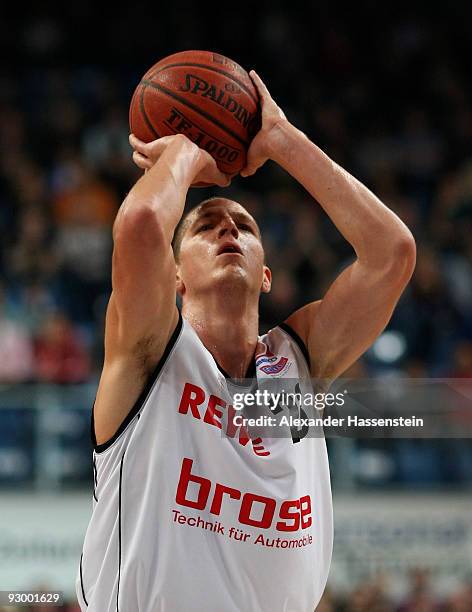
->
129;133;172;155
211;167;232;188
147;135;191;159
240;167;255;178
215;174;232;188
240;165;257;177
129;133;148;153
196;149;231;186
240;159;264;177
249;70;271;98
204;162;231;187
132;150;153;170
240;152;264;177
130;133;159;158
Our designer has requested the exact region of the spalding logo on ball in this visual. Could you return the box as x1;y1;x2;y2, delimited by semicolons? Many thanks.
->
129;50;261;176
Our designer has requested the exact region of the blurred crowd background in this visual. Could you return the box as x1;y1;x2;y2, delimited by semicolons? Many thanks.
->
0;2;471;610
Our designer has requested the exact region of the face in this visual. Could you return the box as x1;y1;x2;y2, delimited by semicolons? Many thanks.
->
177;199;271;298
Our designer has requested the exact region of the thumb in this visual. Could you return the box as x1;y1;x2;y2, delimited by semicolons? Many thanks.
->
240;153;264;177
215;172;232;188
211;162;231;187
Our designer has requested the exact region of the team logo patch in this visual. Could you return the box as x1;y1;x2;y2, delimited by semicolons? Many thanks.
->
256;344;292;377
260;357;289;375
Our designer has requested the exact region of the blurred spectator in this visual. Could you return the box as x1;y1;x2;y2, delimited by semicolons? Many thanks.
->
444;582;472;612
346;575;391;612
34;310;91;384
82;104;136;195
50;153;117;322
397;569;440;612
8;281;57;335
315;588;335;611
0;283;34;382
7;204;57;284
0;4;470;489
452;346;472;381
394;246;465;373
0;6;471;609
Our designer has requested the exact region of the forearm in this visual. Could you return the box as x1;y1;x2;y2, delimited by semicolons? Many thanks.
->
115;136;201;240
269;121;414;268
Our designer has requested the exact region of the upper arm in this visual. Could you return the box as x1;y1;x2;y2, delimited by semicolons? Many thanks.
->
285;243;415;381
92;207;179;447
107;205;178;359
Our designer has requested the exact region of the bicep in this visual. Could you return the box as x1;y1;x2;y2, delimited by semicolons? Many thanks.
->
286;260;409;380
93;216;179;447
109;207;177;355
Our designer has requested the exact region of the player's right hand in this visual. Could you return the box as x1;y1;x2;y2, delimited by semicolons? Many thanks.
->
129;133;231;188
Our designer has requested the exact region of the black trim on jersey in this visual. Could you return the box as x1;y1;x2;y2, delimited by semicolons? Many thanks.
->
279;322;311;370
92;455;98;502
212;322;309;385
213;355;256;387
91;310;184;453
116;452;125;612
80;553;88;607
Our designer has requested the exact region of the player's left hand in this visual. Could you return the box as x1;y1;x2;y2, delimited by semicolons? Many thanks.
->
240;70;288;178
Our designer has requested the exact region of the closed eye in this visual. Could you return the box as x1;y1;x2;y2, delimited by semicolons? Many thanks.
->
237;223;253;232
197;224;213;232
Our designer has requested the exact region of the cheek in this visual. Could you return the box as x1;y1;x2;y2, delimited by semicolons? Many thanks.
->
180;242;211;273
248;242;265;268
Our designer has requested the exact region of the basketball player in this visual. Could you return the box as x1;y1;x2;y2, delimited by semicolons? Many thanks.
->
77;71;415;611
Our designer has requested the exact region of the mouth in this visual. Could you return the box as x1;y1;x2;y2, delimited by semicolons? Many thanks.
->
217;242;243;256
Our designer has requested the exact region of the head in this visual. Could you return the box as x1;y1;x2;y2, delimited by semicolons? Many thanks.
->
173;197;271;303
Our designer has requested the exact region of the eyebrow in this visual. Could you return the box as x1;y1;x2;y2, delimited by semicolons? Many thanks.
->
192;210;258;229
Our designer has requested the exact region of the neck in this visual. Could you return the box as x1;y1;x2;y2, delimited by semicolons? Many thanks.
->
182;290;260;380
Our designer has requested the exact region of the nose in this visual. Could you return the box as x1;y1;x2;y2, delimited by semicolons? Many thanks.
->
217;216;239;239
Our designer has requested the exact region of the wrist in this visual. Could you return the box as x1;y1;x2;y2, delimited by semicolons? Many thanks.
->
165;135;202;183
266;120;308;166
170;134;200;161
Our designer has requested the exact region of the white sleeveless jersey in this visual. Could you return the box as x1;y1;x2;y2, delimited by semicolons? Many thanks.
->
76;312;333;612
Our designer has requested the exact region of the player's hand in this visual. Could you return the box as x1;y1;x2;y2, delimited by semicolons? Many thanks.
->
192;147;233;187
240;70;288;178
129;133;231;188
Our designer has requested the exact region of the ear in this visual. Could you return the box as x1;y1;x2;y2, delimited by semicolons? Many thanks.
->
261;265;272;294
176;267;186;297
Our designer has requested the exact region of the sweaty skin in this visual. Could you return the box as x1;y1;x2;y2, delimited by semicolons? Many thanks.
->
93;70;415;446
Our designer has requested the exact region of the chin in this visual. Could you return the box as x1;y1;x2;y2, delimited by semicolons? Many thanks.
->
214;266;250;289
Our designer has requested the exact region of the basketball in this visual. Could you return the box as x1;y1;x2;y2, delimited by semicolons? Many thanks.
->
129;50;261;176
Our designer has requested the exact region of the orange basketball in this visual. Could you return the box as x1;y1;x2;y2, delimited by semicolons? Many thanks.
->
129;50;261;176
